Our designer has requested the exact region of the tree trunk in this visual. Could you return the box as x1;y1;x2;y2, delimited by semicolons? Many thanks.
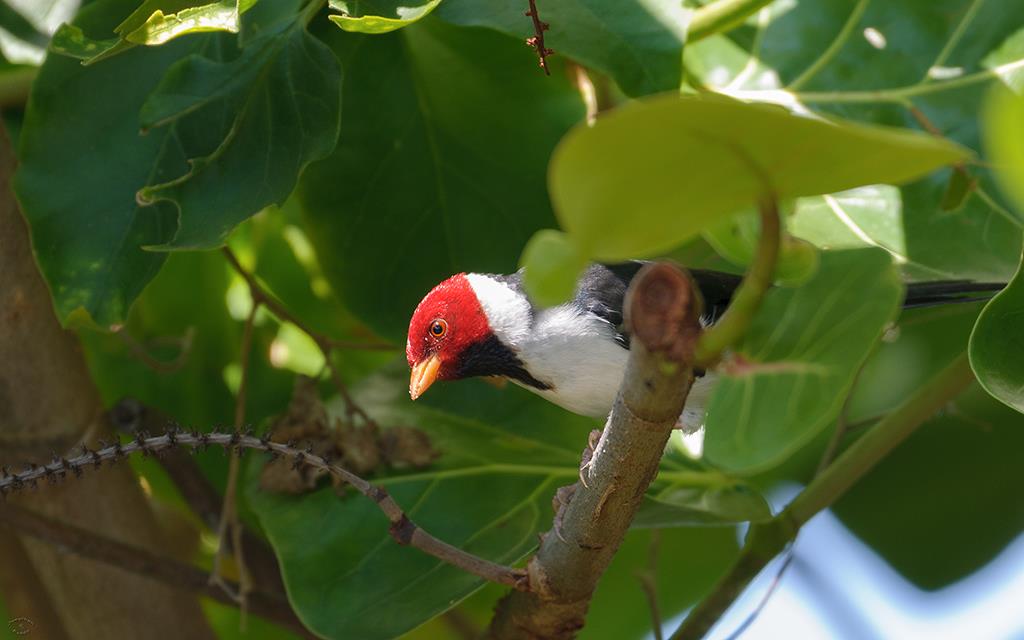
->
0;126;215;638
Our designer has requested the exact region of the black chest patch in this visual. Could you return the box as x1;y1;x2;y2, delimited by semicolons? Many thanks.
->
456;335;551;391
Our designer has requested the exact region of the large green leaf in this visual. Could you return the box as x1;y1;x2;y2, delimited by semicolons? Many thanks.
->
698;0;1024;281
435;0;689;97
834;384;1024;589
970;250;1024;413
703;248;903;472
15;0;196;326
969;85;1024;413
298;18;584;340
328;0;440;34
833;301;1024;589
137;14;341;249
17;0;340;325
248;365;763;640
546;93;968;265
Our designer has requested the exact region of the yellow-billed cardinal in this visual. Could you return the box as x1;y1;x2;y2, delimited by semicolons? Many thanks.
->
407;263;1000;432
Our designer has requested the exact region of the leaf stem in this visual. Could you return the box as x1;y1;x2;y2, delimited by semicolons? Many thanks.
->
924;0;985;81
792;58;1024;104
694;197;780;367
669;352;975;640
688;0;775;43
786;0;870;91
786;352;974;523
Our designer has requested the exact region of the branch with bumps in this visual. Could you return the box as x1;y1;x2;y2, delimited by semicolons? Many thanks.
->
0;428;528;590
525;0;553;75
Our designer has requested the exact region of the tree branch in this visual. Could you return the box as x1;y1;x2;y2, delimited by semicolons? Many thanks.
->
669;352;975;639
223;247;385;426
486;262;703;639
209;300;258;607
0;430;528;591
108;400;286;594
524;0;553;75
0;503;315;638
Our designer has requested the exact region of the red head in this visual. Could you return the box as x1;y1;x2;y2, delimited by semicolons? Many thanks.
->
406;274;492;399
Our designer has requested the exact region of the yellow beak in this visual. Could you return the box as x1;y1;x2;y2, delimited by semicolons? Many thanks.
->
409;354;441;400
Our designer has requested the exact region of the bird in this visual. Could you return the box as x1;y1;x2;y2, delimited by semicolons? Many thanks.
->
406;262;1001;450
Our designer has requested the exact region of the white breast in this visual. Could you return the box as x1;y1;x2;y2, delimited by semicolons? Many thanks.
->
465;273;714;431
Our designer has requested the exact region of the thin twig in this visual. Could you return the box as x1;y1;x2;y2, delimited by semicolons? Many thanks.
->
210;301;258;611
221;248;394;352
0;430;528;590
669;353;975;640
724;362;868;636
524;0;553;75
115;326;195;374
222;247;387;424
107;399;286;594
636;531;664;640
907;104;975;210
0;503;314;638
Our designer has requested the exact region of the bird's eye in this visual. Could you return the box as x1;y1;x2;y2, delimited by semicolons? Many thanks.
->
429;319;448;338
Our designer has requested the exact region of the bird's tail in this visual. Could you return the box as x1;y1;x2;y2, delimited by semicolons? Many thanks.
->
903;280;1006;309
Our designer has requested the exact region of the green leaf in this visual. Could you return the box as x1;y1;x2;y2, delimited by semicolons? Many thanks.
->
703;248;903;472
519;229;588;307
15;0;198;326
121;0;258;45
970;249;1024;413
298;19;583;340
328;0;441;34
52;0;258;64
712;0;1024;280
50;22;123;60
983;25;1024;93
137;18;340;249
982;84;1024;212
435;0;689;97
548;93;968;264
970;85;1024;413
834;384;1024;589
248;365;758;639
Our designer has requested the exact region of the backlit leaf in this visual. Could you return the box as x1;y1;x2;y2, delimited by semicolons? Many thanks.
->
328;0;440;34
547;93;967;264
703;248;902;472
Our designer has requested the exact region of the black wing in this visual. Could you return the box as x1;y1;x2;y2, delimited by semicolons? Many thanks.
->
574;263;743;349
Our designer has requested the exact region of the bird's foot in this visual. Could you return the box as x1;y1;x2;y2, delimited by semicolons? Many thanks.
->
578;429;602;488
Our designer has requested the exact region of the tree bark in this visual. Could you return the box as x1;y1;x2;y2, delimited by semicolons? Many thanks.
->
487;263;703;639
0;126;215;638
